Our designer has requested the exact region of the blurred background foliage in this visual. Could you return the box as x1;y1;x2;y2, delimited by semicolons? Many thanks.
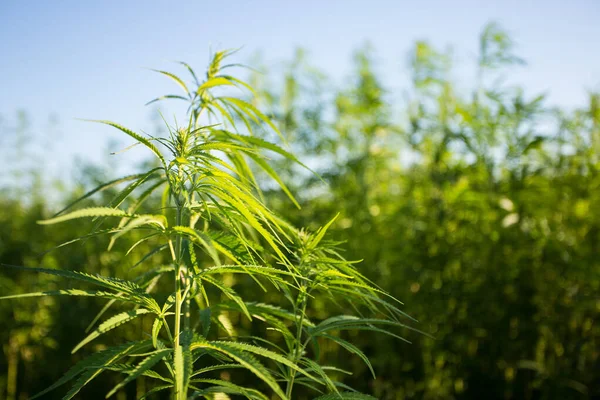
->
1;23;599;399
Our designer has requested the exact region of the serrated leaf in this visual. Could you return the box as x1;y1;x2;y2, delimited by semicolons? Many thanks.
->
150;69;190;95
197;77;235;92
73;309;152;353
0;264;160;312
190;363;244;378
52;173;149;217
108;215;166;250
322;334;375;378
308;214;339;250
212;129;309;169
172;226;221;265
106;167;163;211
213;190;288;263
212;341;319;383
103;363;172;383
310;316;415;343
85;120;167;166
145;94;189;106
152;318;163;348
246;153;300;209
0;289;131;303
220;97;281;138
199;276;251;320
130;244;169;270
105;348;171;398
138;384;172;400
189;339;287;399
300;357;338;393
213;301;313;327
196;264;296;281
218;75;256;94
38;207;130;225
30;340;152;399
189;379;268;399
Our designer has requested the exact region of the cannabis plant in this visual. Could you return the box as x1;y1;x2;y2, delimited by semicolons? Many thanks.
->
1;50;412;399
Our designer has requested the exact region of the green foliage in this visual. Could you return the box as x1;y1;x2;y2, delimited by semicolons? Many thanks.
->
2;22;599;400
1;50;407;399
251;22;600;400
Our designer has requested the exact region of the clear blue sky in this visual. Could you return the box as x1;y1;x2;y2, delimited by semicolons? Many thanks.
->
1;0;599;180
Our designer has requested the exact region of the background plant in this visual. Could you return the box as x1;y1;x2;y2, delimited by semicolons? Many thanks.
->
253;23;599;399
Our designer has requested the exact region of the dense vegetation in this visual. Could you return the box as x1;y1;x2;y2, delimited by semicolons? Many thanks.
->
1;24;599;399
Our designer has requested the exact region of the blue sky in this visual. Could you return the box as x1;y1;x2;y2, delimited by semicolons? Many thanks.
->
1;0;599;181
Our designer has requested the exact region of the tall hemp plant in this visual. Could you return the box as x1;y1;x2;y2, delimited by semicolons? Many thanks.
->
1;50;414;399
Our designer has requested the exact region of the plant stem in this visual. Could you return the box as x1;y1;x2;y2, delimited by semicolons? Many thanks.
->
173;185;185;400
286;285;308;398
174;201;183;341
173;270;182;400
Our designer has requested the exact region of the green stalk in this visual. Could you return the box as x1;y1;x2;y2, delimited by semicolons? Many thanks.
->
173;257;182;399
173;168;185;400
286;284;309;398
